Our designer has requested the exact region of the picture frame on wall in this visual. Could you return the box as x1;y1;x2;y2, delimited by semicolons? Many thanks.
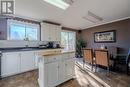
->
94;30;116;43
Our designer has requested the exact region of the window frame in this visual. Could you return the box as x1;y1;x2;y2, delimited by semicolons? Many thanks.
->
7;19;40;41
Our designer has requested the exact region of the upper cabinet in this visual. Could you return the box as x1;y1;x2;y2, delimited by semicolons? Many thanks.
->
41;22;61;41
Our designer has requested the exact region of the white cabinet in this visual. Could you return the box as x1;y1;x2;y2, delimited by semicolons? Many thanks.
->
55;26;61;41
41;22;61;41
34;52;40;68
1;52;20;77
41;23;50;41
1;51;37;77
20;51;35;72
50;24;56;41
46;62;59;87
65;59;75;80
58;61;66;84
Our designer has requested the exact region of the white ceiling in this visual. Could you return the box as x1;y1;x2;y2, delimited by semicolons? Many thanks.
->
15;0;130;30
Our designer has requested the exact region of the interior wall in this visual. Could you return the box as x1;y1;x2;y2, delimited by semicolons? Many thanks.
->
0;19;7;40
80;19;130;54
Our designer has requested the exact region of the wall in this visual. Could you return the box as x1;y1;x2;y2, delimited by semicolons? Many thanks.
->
0;18;7;40
81;19;130;53
0;40;43;48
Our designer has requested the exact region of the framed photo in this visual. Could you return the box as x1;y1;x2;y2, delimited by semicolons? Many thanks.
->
94;30;116;43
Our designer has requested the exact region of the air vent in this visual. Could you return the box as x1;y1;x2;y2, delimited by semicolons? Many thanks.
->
63;0;74;5
83;11;103;23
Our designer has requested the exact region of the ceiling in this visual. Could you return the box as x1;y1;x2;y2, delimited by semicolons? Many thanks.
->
15;0;130;30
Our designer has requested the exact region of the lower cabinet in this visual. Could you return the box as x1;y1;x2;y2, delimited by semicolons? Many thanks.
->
58;59;75;84
20;51;35;72
1;52;21;77
65;59;75;80
46;62;59;87
1;51;36;77
58;61;66;84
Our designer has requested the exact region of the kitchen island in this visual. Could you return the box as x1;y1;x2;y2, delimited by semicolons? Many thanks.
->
38;49;75;87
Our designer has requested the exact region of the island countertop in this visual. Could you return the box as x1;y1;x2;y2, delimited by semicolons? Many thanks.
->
38;49;75;56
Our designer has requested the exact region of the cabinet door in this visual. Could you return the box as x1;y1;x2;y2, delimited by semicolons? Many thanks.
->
55;26;61;41
65;59;75;80
34;52;40;69
46;62;59;87
49;24;56;41
20;51;35;72
58;61;66;84
1;53;20;77
41;23;50;41
69;53;75;59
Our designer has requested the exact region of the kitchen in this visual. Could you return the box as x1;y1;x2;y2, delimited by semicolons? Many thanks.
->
0;17;76;87
0;0;130;87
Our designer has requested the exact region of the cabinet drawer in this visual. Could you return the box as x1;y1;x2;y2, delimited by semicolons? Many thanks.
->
69;53;75;58
62;54;69;59
62;53;75;60
44;55;61;63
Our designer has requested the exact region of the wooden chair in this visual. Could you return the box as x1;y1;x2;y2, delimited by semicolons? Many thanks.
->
83;49;94;70
95;50;113;74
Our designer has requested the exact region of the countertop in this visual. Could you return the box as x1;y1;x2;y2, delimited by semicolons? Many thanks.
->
62;50;75;54
0;47;62;53
0;47;75;54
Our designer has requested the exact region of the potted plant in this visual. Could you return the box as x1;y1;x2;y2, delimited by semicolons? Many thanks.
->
76;37;86;58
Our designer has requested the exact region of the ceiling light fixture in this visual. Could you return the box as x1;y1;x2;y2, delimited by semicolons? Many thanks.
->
44;0;70;10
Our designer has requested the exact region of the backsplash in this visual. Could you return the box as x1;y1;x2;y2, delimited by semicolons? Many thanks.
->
0;40;60;48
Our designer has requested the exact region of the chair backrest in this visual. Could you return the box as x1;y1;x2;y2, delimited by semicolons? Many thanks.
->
107;46;117;58
95;50;109;67
83;49;93;63
126;51;130;64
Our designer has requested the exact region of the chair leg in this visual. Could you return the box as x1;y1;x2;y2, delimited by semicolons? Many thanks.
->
107;67;110;76
91;63;93;71
83;60;85;68
127;65;129;75
95;65;97;72
91;64;93;71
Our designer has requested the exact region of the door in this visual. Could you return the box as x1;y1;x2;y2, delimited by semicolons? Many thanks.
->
1;52;20;77
65;59;75;80
46;62;59;87
20;51;35;72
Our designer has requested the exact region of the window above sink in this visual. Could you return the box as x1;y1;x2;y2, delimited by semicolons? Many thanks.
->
7;19;40;41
